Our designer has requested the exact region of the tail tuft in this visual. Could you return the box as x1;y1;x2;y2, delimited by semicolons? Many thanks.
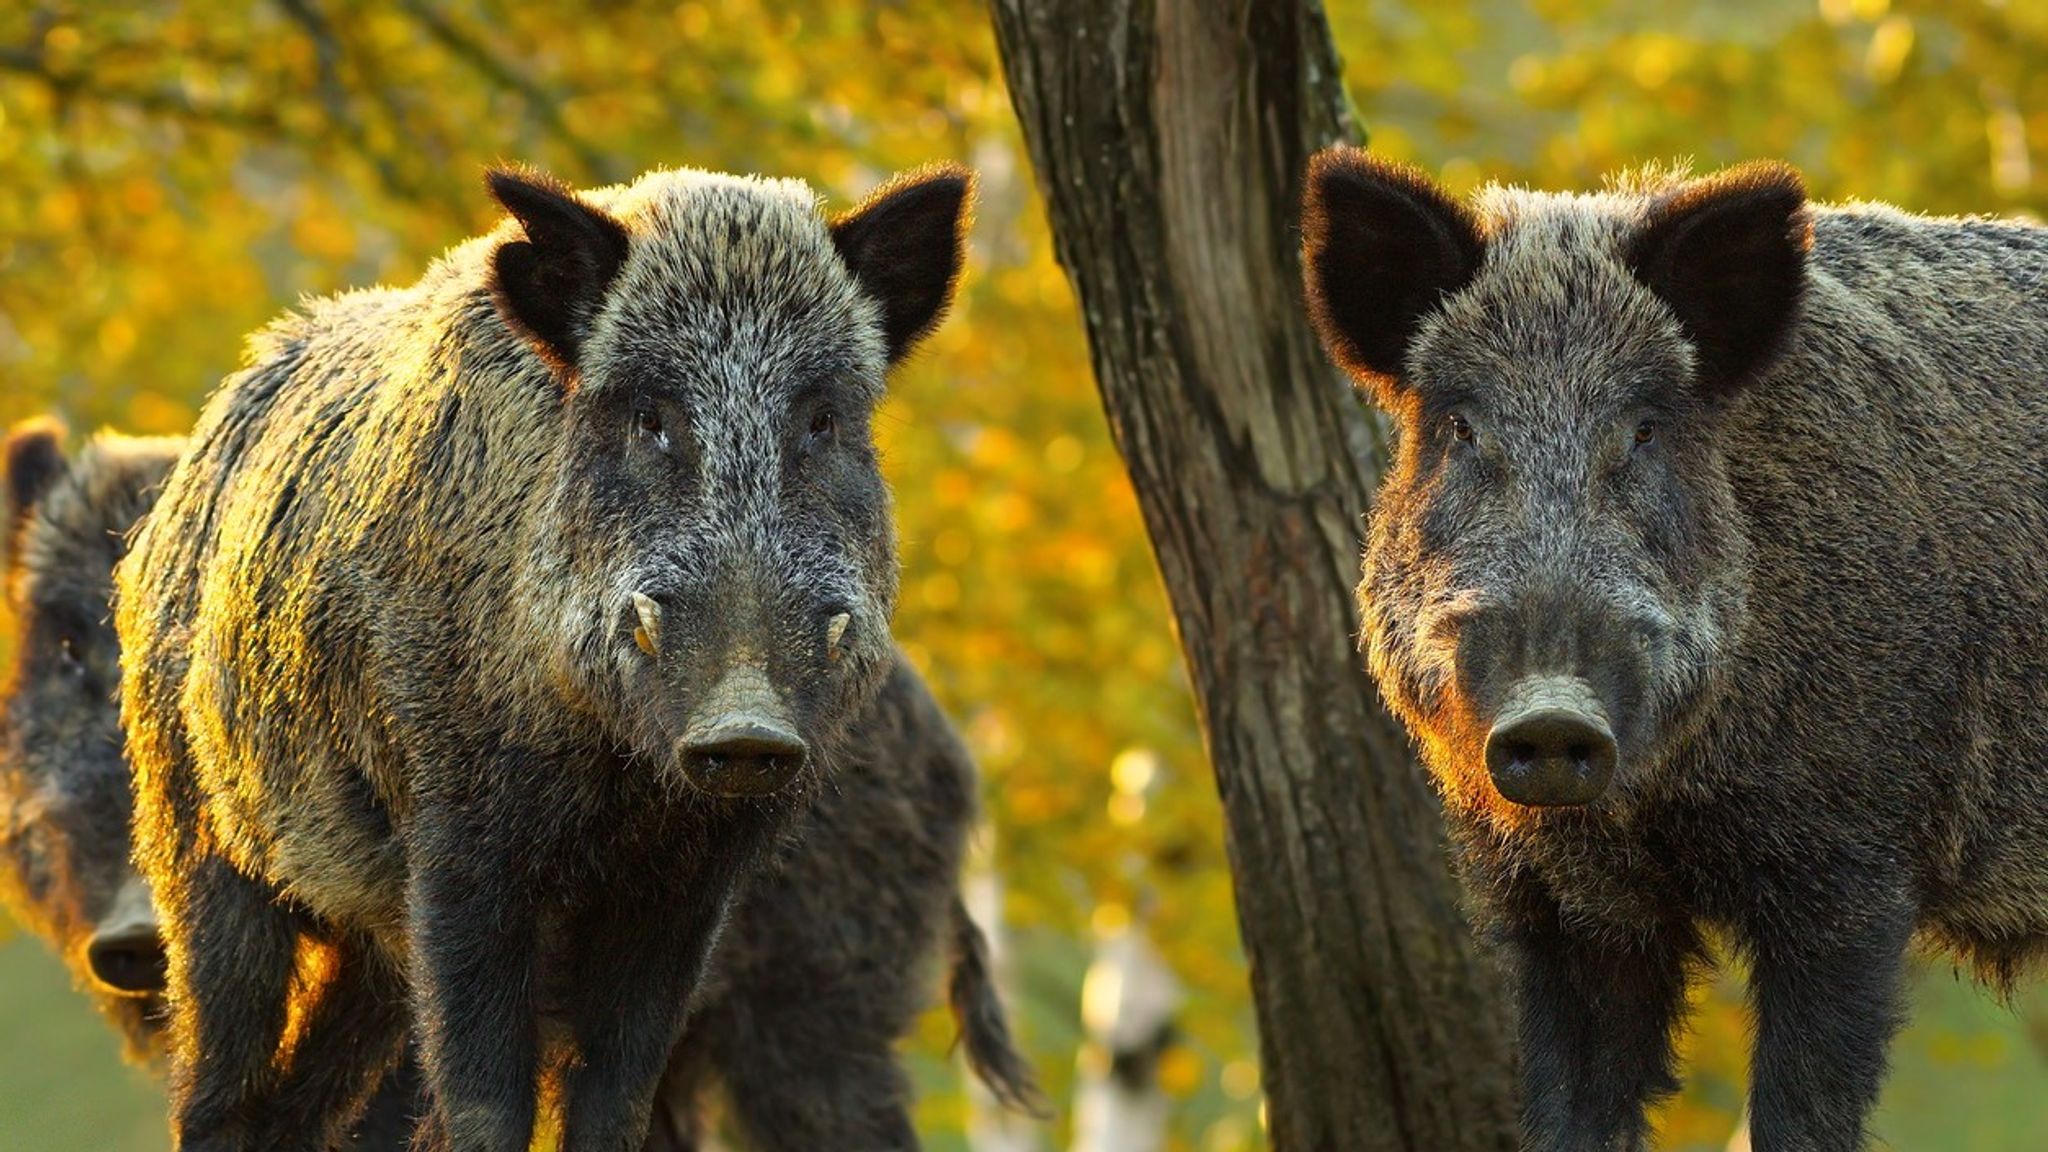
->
947;895;1048;1117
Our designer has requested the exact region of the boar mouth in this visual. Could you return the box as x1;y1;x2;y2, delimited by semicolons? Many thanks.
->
1482;675;1617;807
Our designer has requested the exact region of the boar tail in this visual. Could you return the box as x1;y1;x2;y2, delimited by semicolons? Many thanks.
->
947;894;1047;1117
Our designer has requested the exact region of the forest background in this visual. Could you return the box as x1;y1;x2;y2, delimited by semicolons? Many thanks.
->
2;1;2046;1149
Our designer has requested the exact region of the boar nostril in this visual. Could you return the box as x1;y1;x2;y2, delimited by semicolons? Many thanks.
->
86;930;168;996
1483;676;1618;807
679;720;808;798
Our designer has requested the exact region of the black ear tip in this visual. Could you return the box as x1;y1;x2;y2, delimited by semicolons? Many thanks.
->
4;415;68;518
862;164;977;229
917;163;974;202
484;165;528;205
1299;146;1482;274
484;164;578;219
1666;161;1810;226
1306;147;1444;217
1305;145;1369;218
1728;159;1807;203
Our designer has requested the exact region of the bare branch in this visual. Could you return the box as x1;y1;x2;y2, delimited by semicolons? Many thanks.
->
392;0;622;183
270;0;464;214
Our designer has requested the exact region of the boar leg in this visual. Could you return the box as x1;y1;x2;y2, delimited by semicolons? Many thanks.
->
714;997;918;1152
248;930;411;1150
161;853;302;1152
346;1049;424;1152
1504;890;1697;1152
639;1038;712;1152
1744;899;1911;1152
405;827;542;1152
558;867;749;1152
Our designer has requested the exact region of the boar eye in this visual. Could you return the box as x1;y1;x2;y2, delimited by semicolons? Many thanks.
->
1633;420;1657;447
805;409;838;451
1448;413;1474;444
57;637;85;678
632;408;663;438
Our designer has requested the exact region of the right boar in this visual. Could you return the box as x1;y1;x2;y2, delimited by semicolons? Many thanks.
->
1300;146;2048;1152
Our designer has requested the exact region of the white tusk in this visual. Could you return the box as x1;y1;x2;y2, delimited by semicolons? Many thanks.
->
825;612;851;660
632;592;662;657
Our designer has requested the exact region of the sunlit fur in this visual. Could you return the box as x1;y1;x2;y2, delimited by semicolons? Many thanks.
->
1;426;179;1061
115;163;968;1150
1305;148;2048;1151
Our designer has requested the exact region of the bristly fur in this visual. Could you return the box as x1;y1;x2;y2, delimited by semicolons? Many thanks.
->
1300;151;2048;1151
115;160;978;1150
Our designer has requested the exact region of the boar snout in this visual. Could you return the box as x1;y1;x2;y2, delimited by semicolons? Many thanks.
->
680;721;807;796
1483;675;1617;807
86;875;167;996
678;662;808;797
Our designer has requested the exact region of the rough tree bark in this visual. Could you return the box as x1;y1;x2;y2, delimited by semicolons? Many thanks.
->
989;3;1519;1149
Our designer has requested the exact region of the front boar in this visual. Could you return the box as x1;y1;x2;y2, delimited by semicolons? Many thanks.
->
116;162;972;1152
1301;147;2048;1151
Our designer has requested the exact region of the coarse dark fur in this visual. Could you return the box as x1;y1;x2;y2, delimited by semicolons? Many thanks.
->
11;417;1036;1150
116;161;977;1151
1301;146;2048;1152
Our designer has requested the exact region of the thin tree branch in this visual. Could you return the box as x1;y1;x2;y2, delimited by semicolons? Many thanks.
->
392;0;622;183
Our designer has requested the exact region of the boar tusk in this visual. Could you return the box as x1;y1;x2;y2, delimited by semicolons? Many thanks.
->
632;592;662;657
826;612;851;660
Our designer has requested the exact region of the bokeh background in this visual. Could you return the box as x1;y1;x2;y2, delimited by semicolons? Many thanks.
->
2;1;2047;1149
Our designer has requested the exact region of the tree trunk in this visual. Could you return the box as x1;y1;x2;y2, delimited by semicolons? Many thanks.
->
988;3;1519;1149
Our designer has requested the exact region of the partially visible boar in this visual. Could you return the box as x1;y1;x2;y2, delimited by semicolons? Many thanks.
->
652;657;1042;1151
1301;148;2048;1151
117;162;974;1151
9;419;1037;1152
1;421;180;1058
1;420;418;1150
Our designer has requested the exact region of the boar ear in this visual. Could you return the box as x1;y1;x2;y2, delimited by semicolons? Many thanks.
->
1301;146;1485;398
487;166;631;375
4;417;67;568
831;165;975;365
1627;162;1811;393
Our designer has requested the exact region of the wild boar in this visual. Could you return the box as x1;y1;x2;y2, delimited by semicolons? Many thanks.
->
116;161;973;1151
2;421;181;1058
1301;147;2048;1151
651;658;1042;1150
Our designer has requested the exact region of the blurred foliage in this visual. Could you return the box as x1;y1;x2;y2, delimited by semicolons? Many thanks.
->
0;1;2045;1150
